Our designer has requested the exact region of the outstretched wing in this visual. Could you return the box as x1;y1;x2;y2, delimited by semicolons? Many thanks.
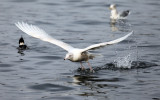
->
15;22;74;52
81;31;133;52
120;10;130;17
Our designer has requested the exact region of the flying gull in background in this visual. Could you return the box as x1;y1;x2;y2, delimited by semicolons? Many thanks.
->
15;22;133;71
109;4;130;20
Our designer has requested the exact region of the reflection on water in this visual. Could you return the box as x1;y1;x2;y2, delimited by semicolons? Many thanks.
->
29;83;73;92
73;75;126;84
17;49;25;56
72;59;158;99
110;19;132;32
110;20;119;32
72;75;124;97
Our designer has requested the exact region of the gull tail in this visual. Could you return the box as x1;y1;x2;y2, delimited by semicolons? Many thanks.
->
89;53;103;59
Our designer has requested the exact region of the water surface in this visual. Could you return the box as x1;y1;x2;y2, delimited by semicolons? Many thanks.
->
0;0;160;100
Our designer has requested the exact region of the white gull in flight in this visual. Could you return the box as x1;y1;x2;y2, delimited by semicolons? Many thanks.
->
15;22;133;71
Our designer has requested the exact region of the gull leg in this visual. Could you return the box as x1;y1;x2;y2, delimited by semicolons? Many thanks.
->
87;61;94;72
80;62;85;70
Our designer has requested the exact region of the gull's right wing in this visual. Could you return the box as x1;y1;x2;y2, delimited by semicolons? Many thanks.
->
81;31;133;52
15;22;74;52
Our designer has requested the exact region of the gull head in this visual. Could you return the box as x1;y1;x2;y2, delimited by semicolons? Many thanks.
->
64;53;73;61
109;4;116;10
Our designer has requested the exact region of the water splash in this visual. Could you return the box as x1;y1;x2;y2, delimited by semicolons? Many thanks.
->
76;59;158;73
114;53;133;69
113;33;137;69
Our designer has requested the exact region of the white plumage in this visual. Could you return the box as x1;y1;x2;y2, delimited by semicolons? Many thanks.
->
15;22;133;71
109;4;130;20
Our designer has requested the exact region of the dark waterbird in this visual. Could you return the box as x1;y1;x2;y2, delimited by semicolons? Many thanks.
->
17;36;29;50
17;36;29;55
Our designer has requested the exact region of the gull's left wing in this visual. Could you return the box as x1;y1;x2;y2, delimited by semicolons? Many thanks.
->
81;31;133;52
15;22;74;52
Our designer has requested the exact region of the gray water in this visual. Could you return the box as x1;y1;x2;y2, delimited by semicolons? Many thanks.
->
0;0;160;100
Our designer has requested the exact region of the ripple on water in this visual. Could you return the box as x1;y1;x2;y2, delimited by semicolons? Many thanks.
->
96;83;124;89
0;64;15;72
67;0;84;3
0;64;13;67
74;20;106;25
34;21;55;25
29;83;73;92
39;96;74;100
73;75;126;83
11;0;37;3
30;55;62;60
39;2;60;6
0;69;15;72
138;45;160;48
35;61;52;65
76;2;108;8
0;53;9;56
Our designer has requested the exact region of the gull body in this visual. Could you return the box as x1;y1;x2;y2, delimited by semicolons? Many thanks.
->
15;22;133;71
65;48;95;62
64;48;83;62
109;4;130;20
